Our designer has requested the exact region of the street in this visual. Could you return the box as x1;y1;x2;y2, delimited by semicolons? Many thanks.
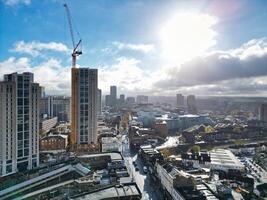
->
120;134;164;200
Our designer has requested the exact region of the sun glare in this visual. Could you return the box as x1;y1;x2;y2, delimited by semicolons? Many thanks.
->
160;12;218;64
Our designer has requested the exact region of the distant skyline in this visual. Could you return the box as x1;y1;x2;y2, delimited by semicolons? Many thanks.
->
1;0;267;96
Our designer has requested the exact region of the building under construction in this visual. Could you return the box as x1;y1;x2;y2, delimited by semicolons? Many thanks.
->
64;4;99;151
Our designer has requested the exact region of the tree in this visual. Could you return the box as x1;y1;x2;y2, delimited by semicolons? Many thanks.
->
160;148;171;158
233;126;242;133
234;139;246;146
191;145;200;153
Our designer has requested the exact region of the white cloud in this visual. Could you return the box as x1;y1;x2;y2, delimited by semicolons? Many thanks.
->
112;41;154;53
171;76;267;96
0;57;71;95
99;57;153;95
155;38;267;92
11;41;70;57
33;58;71;95
3;0;31;6
0;56;154;96
0;57;31;75
2;38;267;97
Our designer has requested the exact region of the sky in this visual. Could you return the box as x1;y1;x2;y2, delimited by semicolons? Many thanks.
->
1;0;267;97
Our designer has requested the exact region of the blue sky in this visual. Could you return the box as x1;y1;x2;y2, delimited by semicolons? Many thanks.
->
1;0;267;96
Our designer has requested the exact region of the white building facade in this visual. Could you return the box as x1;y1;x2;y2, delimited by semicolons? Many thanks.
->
157;163;186;200
0;72;41;176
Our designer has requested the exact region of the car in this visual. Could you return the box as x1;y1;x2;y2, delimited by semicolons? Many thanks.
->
143;166;148;173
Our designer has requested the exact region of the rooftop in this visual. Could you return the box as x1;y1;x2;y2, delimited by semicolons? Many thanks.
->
71;184;141;200
77;152;123;161
210;149;244;168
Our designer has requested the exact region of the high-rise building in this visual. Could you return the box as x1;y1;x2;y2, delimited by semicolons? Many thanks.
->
40;96;53;118
71;68;98;145
105;95;111;107
110;86;117;107
259;104;267;122
187;95;197;114
40;86;46;98
176;94;185;108
52;96;71;122
40;96;70;122
119;94;125;104
136;95;148;104
0;72;41;176
97;89;102;114
126;97;135;105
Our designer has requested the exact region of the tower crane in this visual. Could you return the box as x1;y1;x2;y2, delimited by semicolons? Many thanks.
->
63;3;82;68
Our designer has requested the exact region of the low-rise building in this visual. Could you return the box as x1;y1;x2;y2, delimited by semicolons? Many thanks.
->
182;152;211;169
182;149;245;173
157;163;206;200
155;121;168;137
40;117;58;134
154;114;214;133
54;123;70;134
101;137;120;152
139;145;164;175
210;149;244;172
71;182;141;200
40;134;68;151
129;126;163;149
0;152;139;200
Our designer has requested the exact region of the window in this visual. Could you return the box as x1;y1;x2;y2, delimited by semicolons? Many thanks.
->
24;132;29;139
18;140;23;149
24;98;29;105
24;90;29;96
18;90;23;96
18;107;23;114
24;108;29;114
6;165;12;173
18;124;23;132
18;98;23;106
24;148;29;156
18;150;23;157
24;140;29;148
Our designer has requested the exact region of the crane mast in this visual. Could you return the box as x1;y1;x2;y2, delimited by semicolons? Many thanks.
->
63;3;82;68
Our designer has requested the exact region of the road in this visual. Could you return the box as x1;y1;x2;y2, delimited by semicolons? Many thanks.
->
120;134;164;200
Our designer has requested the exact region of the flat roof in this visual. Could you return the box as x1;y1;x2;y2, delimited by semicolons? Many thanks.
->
0;165;72;198
210;149;244;168
40;150;66;154
77;152;123;161
72;184;140;200
101;137;119;142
